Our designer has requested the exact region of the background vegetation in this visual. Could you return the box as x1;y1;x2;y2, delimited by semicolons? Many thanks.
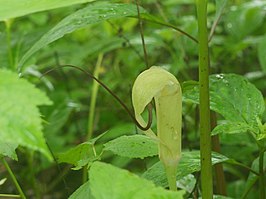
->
0;0;265;198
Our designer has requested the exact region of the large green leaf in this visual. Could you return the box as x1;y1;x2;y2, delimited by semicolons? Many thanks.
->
89;161;185;199
103;135;158;159
142;151;229;188
0;69;52;159
0;0;95;21
183;74;265;125
18;2;146;70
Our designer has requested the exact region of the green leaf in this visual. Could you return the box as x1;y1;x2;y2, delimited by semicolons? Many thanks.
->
18;2;146;70
258;35;266;73
103;135;158;159
142;151;229;188
0;0;95;21
89;161;185;199
211;122;256;136
0;141;18;160
0;69;52;159
68;181;94;199
57;142;98;170
183;74;265;124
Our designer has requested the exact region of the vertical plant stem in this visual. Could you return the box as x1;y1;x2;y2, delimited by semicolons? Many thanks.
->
5;19;15;71
196;1;213;198
259;149;265;199
1;158;27;199
86;53;103;141
83;53;103;183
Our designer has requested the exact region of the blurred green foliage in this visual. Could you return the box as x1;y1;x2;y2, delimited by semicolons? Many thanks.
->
0;0;265;198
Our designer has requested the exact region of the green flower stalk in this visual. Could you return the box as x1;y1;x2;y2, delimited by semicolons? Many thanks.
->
132;66;182;191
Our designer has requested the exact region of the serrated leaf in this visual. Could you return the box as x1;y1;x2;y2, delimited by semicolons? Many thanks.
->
0;141;18;160
0;0;95;21
68;181;94;199
103;135;158;159
142;151;229;188
183;74;265;125
258;35;266;73
0;69;52;159
211;122;256;136
89;161;185;199
57;142;97;169
18;2;146;70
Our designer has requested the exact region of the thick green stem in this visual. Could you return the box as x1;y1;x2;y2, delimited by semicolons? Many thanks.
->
259;149;265;199
1;158;26;199
196;1;213;198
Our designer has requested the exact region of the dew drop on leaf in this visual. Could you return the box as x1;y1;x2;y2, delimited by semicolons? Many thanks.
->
215;74;224;79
